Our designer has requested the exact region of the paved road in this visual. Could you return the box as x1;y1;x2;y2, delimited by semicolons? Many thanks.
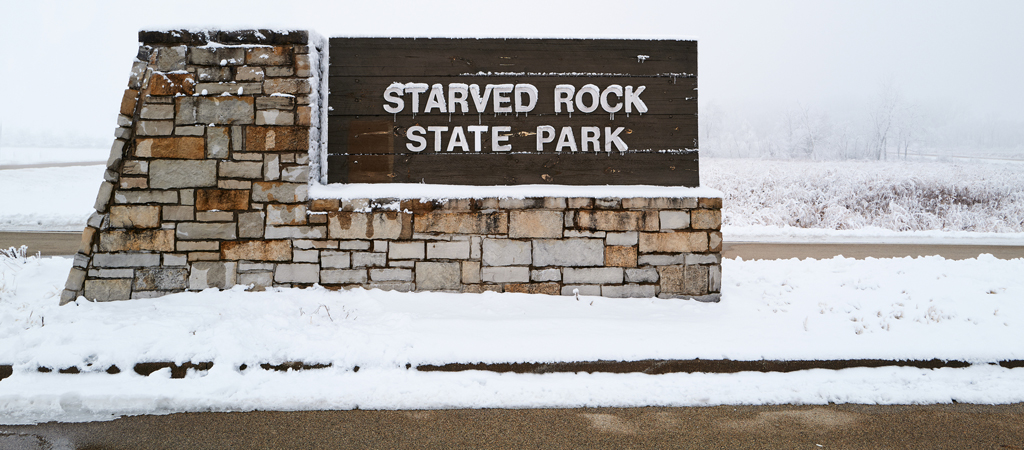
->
3;231;1023;260
2;404;1023;449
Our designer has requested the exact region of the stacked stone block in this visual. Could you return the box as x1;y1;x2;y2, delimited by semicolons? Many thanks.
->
61;29;723;304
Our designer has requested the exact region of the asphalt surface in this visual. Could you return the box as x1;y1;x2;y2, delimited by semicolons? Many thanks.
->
3;231;1023;260
2;404;1024;449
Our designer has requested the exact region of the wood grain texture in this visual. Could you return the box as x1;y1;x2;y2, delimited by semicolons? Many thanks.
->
327;38;699;186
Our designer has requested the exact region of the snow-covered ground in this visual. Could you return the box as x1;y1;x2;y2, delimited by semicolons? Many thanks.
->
1;251;1022;424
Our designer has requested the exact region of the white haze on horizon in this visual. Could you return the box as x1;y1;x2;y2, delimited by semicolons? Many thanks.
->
0;0;1021;158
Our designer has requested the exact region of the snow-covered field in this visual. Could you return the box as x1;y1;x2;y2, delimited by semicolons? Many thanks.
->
1;251;1022;424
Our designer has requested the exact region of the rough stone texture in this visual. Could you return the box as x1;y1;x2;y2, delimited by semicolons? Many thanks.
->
658;265;709;296
533;239;604;267
639;232;708;254
252;182;308;203
691;209;722;230
189;261;237;289
414;212;508;235
219;161;263;179
177;222;236;240
221;240;291;261
462;261;481;284
504;283;560;295
482;239;531;266
266;204;308;225
659;210;691;230
563;267;623;284
136;137;205;159
625;268;659;283
531;268;561;282
196;189;250;211
481;266;530;283
328;212;403;240
274;263;319;283
99;229;175;252
84;279;132;301
606;232;638;246
605;246;637;267
109;205;161;229
371;268;413;282
133;268;189;291
92;253;161;268
389;242;425;260
149;160;217;189
509;210;562;238
320;269;367;284
321;251;350;269
415;262;461;290
602;284;657;298
427;241;470;260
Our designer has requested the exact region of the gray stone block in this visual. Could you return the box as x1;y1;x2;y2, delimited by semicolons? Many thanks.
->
389;242;425;260
561;285;601;296
177;222;237;240
281;165;309;183
563;267;623;284
189;261;238;290
149;160;217;189
709;265;722;293
189;47;245;66
219;161;263;179
137;120;174;136
162;205;194;222
638;254;686;266
73;253;89;268
114;190;178;204
293;249;319;263
390;260;415;268
427;241;470;260
164;254;188;266
482;239;531;266
84;279;132;301
606;231;639;246
140;104;174;120
64;268;86;291
264;154;280;180
480;266;529;283
660;211;691;230
274;263;319;284
266;204;308;226
252;182;307;203
264;226;325;239
320;269;367;284
154;45;186;71
207;127;230;159
88;268;134;278
462;261;481;284
370;268;413;282
338;240;372;250
321;251;351;269
531;268;561;282
195;96;255;125
658;293;721;303
415;262;461;290
94;181;114;212
238;211;265;238
685;253;721;265
92;253;160;267
532;239;603;267
625;268;659;283
369;282;415;292
602;284;657;298
352;252;386;267
133;268;189;291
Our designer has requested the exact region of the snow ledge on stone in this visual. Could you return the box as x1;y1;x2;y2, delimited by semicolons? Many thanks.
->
310;183;723;200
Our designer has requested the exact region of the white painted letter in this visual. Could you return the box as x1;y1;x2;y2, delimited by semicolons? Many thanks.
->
447;126;469;152
469;84;494;113
424;83;447;113
492;84;514;113
383;82;405;114
575;84;600;114
467;125;488;152
605;127;627;152
536;125;555;152
581;126;600;152
448;83;470;113
491;126;512;152
554;85;575;114
600;84;623;113
406;125;426;152
556;127;578;152
427;126;448;152
514;84;538;113
624;85;648;114
403;83;428;114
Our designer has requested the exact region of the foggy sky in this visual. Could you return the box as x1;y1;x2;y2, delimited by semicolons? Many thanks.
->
1;0;1021;144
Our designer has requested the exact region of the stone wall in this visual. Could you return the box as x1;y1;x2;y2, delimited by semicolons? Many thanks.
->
61;29;722;304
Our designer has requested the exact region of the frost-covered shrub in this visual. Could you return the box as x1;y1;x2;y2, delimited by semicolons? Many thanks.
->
703;159;1024;232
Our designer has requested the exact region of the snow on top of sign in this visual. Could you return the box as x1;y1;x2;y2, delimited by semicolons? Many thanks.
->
310;183;723;200
327;34;698;41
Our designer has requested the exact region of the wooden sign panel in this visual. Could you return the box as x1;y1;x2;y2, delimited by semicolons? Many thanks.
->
327;38;698;186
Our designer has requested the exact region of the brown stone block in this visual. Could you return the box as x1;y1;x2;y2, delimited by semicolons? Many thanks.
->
119;177;148;189
245;46;293;65
413;212;508;235
641;210;660;231
99;229;174;252
328;212;404;239
309;213;327;224
79;227;97;255
605;246;637;267
263;78;310;95
504;283;560;295
120;89;139;116
109;205;161;229
463;284;503;294
639;232;708;253
245;126;309;151
196;189;250;211
691;209;722;230
296;106;311;126
310;199;340;212
148;72;195;96
575;210;642;231
509;210;562;238
658;265;709;296
699;197;723;209
221;240;292;261
136;137;205;159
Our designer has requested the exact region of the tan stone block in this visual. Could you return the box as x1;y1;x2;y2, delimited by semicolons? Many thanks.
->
119;177;148;189
221;240;292;261
99;229;174;252
503;283;560;295
413;212;508;235
310;199;340;212
462;261;481;284
177;240;220;251
308;213;327;224
699;197;723;209
263;78;310;95
509;210;562;238
328;212;404;239
236;66;265;81
79;227;97;255
296;106;311;126
245;126;309;151
109;205;161;229
658;265;709;296
136;137;205;159
148;72;195;96
691;209;722;230
605;246;637;267
120;89;139;116
196;189;250;211
246;46;293;65
266;204;308;225
709;231;723;253
463;284;504;294
575;210;642;231
639;232;708;253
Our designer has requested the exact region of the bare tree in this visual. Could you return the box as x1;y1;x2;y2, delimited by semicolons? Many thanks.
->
870;81;900;161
